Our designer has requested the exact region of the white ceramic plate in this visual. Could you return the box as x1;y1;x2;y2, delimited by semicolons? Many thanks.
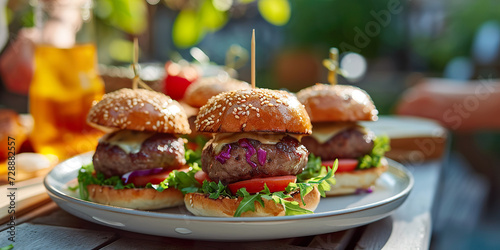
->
44;152;414;241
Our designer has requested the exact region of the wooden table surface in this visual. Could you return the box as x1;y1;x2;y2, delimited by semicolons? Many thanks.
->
0;159;443;250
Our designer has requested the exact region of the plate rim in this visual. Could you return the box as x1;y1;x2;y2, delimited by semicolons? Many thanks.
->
44;153;414;223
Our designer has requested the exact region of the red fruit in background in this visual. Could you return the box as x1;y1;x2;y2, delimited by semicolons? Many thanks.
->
163;61;199;100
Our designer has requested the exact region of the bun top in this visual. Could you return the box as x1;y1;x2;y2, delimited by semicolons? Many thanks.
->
296;84;378;122
87;88;191;134
195;88;312;134
183;76;251;108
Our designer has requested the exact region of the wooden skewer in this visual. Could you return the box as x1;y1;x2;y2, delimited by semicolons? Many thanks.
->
251;29;256;89
132;37;153;91
327;47;338;85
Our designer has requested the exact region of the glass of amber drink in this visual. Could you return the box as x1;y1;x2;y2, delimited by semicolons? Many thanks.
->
29;0;105;160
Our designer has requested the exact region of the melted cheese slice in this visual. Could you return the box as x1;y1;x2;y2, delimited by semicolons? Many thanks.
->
211;132;303;153
101;130;156;154
309;122;366;143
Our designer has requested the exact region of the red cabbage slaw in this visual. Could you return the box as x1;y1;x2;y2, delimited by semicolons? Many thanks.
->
215;144;232;164
239;138;257;168
214;138;268;168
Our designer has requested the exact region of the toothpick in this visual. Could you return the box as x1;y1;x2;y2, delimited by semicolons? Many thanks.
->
326;48;338;85
132;37;153;91
251;29;256;89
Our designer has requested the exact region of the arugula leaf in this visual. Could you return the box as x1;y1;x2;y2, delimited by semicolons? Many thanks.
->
305;166;336;197
279;199;314;216
296;154;324;182
234;188;265;217
358;135;390;169
287;182;314;205
201;180;233;199
260;186;313;216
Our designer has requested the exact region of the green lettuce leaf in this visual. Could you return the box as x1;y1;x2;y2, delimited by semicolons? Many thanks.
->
358;135;390;169
152;163;202;194
76;163;135;201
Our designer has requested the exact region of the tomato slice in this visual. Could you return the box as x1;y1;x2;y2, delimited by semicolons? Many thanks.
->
128;167;189;187
194;170;212;185
227;175;297;195
128;170;172;187
186;142;199;151
322;159;358;173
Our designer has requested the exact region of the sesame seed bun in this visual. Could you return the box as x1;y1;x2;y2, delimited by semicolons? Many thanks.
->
87;88;191;134
86;184;184;210
195;88;312;134
325;158;388;196
183;76;251;108
296;84;378;122
184;187;320;217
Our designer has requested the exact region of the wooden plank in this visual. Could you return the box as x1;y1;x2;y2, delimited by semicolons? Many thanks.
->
0;201;58;232
0;223;117;249
307;228;356;249
30;204;314;249
355;160;442;249
101;237;312;250
0;177;51;224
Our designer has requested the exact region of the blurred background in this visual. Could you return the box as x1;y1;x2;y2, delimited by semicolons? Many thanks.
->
1;0;500;249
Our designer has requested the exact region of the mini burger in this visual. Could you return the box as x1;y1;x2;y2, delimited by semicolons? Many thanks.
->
78;88;192;210
182;74;250;140
296;84;390;196
183;88;335;217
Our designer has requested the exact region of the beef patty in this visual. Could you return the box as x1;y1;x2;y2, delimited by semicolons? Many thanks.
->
93;132;186;177
201;136;308;184
301;128;374;160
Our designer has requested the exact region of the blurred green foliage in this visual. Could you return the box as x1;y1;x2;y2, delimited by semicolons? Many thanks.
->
173;9;203;48
7;0;500;72
171;0;290;48
94;0;147;35
411;0;500;71
283;0;404;58
258;0;290;26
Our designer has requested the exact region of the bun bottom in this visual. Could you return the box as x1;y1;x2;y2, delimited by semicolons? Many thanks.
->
326;158;389;196
87;184;184;210
184;187;320;217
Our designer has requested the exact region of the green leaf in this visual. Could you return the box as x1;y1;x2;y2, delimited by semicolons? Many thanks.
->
154;164;201;194
293;183;314;205
281;199;314;216
173;9;204;48
0;244;14;250
258;0;291;26
358;135;391;169
183;135;207;166
297;154;332;182
201;180;232;199
234;188;264;217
